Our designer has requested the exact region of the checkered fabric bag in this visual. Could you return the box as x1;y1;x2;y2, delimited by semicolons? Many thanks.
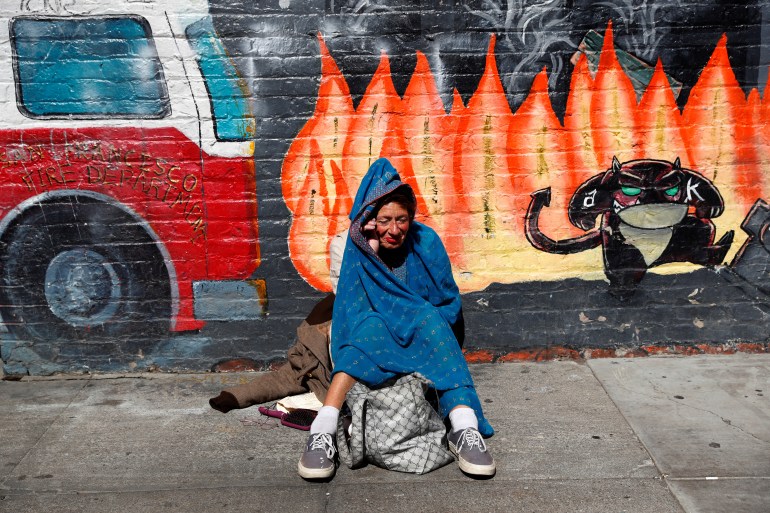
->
336;373;454;474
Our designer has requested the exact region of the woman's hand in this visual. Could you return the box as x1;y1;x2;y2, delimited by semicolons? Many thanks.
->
362;217;379;253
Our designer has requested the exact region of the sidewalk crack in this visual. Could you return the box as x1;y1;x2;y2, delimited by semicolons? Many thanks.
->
0;377;92;488
643;377;770;445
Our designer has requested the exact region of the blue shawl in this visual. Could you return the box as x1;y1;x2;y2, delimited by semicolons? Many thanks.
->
331;158;492;436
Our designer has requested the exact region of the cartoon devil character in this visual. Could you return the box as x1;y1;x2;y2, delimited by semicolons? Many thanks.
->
525;157;734;299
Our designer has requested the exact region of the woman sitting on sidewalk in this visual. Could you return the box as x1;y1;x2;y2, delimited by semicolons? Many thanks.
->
298;158;495;479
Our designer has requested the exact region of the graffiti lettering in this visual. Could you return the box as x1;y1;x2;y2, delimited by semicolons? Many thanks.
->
685;177;704;203
20;0;77;15
0;144;46;168
65;141;137;167
21;162;77;190
86;161;206;243
9;140;208;243
583;190;597;208
182;174;197;193
67;141;104;162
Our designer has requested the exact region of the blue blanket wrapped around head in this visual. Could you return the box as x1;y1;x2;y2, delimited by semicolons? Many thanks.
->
331;158;493;437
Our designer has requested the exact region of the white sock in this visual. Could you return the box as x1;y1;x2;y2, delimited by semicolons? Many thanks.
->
449;407;478;433
310;406;340;435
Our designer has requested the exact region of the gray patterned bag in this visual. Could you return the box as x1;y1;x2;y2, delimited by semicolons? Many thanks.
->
336;373;454;474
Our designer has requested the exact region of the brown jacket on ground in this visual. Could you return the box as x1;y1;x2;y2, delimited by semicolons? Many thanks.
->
209;295;334;412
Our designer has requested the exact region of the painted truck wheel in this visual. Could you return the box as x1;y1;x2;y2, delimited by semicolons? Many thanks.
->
0;197;171;353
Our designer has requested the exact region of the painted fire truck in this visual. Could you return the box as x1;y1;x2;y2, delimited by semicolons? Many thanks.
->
0;0;262;344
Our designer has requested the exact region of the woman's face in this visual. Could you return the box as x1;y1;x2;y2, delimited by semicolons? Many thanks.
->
374;201;410;250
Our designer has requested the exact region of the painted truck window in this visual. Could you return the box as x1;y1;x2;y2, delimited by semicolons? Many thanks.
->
11;16;170;119
186;17;255;142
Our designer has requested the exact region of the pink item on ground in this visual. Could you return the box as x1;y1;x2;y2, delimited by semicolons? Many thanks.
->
258;405;317;431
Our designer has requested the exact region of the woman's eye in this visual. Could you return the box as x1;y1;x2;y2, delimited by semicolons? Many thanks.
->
664;186;679;197
621;186;641;196
375;217;409;227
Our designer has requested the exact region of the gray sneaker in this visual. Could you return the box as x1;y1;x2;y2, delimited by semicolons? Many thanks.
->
447;427;496;476
298;432;337;479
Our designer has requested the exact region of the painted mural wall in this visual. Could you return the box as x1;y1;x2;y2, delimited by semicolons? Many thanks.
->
1;0;769;374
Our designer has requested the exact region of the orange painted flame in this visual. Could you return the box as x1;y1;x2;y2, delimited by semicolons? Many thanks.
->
398;51;457;233
282;35;353;216
508;67;570;241
682;34;761;255
591;21;641;165
637;59;690;163
451;35;518;278
342;50;403;194
756;76;770;194
283;25;766;292
282;35;354;291
563;53;601;215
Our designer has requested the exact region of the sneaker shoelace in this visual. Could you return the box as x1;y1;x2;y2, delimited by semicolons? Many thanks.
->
458;428;487;453
309;433;335;459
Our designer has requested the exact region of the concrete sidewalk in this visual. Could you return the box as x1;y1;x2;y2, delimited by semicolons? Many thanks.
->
1;354;767;513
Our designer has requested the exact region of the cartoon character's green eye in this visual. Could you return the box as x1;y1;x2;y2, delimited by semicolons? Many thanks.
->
621;186;641;196
664;186;679;197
